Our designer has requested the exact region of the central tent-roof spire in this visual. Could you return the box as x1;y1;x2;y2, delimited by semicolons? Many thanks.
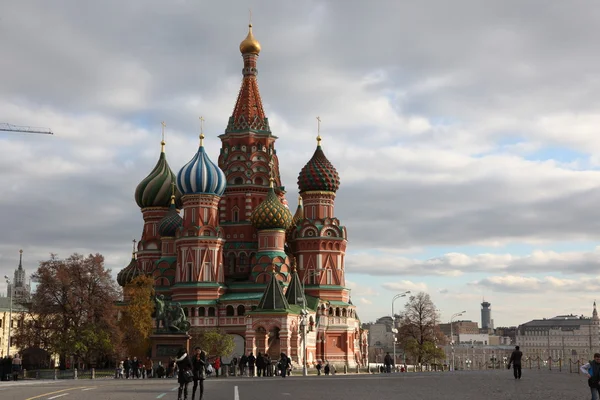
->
225;21;270;134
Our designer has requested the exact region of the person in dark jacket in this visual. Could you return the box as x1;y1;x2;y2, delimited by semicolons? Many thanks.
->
247;352;256;377
279;353;290;378
508;345;523;379
191;347;206;400
175;348;193;400
256;352;264;377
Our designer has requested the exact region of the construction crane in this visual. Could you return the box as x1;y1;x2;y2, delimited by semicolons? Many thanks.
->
0;123;53;135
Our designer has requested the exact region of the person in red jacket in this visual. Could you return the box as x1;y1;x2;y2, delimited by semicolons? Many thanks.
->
214;357;221;377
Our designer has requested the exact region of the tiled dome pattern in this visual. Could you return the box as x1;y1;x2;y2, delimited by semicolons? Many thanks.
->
251;187;293;230
297;145;340;193
158;197;183;237
117;256;143;287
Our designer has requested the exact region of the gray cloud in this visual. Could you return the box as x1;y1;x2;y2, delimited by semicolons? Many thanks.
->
1;0;600;293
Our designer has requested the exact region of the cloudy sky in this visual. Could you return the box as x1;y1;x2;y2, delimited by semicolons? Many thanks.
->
1;0;600;328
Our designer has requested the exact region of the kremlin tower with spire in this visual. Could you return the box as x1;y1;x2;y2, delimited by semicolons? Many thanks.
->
120;23;368;368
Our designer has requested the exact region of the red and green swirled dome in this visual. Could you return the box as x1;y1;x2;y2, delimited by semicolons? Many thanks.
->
297;140;340;193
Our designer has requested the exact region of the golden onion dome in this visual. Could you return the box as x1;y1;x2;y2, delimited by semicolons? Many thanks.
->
239;24;261;55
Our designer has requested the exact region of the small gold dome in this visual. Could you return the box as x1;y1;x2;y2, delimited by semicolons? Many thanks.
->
239;24;261;54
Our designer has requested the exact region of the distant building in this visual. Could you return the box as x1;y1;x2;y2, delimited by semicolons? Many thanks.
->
440;320;479;343
7;250;30;302
0;296;27;357
516;303;600;361
481;301;492;332
365;316;396;363
458;333;490;345
495;326;517;344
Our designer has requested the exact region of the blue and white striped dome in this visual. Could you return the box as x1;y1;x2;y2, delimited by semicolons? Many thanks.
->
177;144;226;196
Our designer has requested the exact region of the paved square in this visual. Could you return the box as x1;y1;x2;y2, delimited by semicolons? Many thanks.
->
0;369;591;400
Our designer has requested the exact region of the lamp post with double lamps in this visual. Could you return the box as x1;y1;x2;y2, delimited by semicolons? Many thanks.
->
391;291;411;371
450;310;466;371
4;276;13;357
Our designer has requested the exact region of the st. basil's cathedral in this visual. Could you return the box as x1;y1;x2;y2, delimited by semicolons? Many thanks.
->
117;24;368;368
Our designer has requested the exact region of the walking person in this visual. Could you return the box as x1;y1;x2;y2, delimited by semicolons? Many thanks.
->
175;348;193;400
247;352;256;377
279;353;290;378
508;345;523;379
191;347;206;400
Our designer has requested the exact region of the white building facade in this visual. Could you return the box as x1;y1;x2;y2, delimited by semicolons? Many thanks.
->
516;303;600;362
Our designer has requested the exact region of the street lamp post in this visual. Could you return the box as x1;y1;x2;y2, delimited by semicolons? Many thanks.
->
298;269;319;377
450;310;466;371
391;291;411;371
5;276;13;357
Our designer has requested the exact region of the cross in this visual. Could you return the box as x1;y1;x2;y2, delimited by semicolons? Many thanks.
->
161;121;166;142
199;116;205;145
171;182;176;197
249;8;252;26
132;239;137;254
316;116;322;144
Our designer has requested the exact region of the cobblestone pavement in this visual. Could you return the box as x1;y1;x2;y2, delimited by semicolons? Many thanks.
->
0;369;591;400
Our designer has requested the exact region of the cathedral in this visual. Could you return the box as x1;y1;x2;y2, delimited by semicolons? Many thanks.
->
117;24;368;368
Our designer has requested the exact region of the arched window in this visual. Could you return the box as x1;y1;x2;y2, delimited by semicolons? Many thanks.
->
198;307;206;317
226;305;235;316
237;305;246;316
232;208;239;222
208;307;216;317
234;177;243;185
228;253;236;274
239;253;247;268
336;308;341;317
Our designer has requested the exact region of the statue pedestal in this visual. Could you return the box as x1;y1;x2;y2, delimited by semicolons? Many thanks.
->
150;332;191;365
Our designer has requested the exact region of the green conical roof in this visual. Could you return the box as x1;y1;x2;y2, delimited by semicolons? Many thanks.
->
284;270;306;307
257;272;289;311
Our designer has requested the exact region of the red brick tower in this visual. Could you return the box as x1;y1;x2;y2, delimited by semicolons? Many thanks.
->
172;131;228;302
134;130;182;275
292;131;348;302
218;24;288;280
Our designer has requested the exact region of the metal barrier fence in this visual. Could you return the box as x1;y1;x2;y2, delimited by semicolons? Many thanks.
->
20;368;119;380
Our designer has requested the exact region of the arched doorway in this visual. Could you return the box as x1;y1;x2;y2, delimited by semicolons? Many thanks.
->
222;334;245;364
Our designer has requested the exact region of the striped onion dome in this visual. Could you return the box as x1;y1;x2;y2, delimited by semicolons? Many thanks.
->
158;195;183;237
297;138;340;193
117;254;143;287
135;145;182;208
176;137;226;196
251;181;293;230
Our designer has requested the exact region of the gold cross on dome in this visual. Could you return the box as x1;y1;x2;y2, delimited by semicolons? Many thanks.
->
132;239;137;255
316;116;322;145
199;116;205;146
249;8;252;26
161;121;166;141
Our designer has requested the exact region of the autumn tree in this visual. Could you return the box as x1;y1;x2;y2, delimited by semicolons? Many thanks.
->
397;292;445;365
118;274;155;358
190;328;235;359
13;253;121;368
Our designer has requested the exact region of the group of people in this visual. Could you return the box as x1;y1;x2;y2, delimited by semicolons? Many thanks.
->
0;354;21;381
231;352;293;377
117;356;156;379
